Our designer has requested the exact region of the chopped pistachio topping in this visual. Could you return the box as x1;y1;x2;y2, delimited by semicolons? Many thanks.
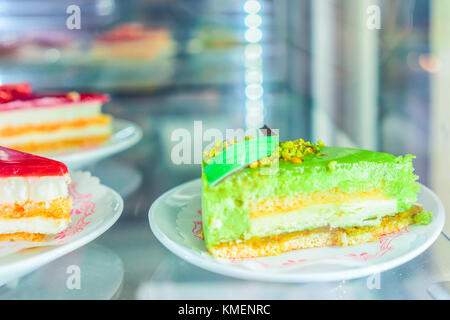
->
202;137;246;164
278;139;325;164
247;146;279;169
203;137;325;169
327;160;337;172
238;138;325;169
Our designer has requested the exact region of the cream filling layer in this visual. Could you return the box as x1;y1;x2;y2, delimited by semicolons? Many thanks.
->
0;175;70;203
0;217;69;234
0;102;103;128
248;199;398;238
0;125;111;146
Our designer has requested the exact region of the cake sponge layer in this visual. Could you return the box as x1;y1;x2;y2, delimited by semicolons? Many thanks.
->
0;198;71;219
0;232;46;242
0;114;111;137
0;198;71;236
7;135;110;153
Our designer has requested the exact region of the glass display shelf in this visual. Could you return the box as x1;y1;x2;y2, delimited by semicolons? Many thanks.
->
2;219;447;300
0;91;447;300
0;243;124;300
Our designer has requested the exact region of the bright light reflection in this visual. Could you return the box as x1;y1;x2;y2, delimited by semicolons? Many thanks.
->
245;14;262;28
244;0;263;129
244;0;261;14
246;99;264;110
245;57;262;69
245;28;263;43
245;44;262;58
419;54;440;73
245;70;263;84
245;114;264;128
245;84;264;100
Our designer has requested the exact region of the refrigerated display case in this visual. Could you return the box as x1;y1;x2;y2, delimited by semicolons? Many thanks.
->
0;0;447;300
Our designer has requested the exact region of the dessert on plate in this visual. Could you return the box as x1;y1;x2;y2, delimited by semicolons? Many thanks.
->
0;31;78;63
188;24;243;50
201;129;432;258
0;146;72;242
0;83;112;153
92;23;173;61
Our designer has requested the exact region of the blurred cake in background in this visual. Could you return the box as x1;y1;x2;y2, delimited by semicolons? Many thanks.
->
183;24;245;87
0;83;112;153
188;24;244;52
91;23;174;61
0;32;79;64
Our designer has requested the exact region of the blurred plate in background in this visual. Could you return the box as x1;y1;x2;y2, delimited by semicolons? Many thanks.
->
48;118;142;170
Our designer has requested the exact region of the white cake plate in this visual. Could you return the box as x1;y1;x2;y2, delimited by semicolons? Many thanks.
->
0;172;124;286
149;179;445;283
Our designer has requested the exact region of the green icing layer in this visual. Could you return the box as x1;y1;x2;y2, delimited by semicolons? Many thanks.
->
203;135;278;186
201;146;421;247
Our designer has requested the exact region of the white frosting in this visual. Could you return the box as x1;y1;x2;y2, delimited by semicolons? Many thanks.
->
0;217;69;234
0;125;111;146
0;102;103;128
0;176;70;203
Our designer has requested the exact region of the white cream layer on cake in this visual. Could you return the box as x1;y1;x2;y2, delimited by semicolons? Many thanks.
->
0;175;70;203
249;199;398;238
0;217;69;234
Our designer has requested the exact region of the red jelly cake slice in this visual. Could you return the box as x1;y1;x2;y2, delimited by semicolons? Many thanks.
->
0;83;112;152
0;146;72;241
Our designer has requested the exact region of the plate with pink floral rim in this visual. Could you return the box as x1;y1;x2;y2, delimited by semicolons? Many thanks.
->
148;179;445;282
0;171;123;286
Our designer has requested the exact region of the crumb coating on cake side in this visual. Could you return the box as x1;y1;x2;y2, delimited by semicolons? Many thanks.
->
209;205;427;258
